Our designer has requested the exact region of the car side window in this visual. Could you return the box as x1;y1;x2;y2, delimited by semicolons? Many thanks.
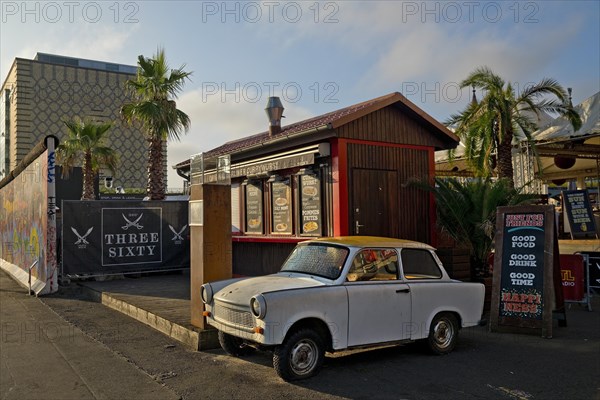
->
401;249;442;279
346;249;399;282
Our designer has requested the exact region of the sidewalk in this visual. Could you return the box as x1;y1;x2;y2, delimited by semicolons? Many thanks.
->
0;270;180;400
76;271;217;350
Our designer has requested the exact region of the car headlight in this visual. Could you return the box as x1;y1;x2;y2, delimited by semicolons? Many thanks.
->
201;284;213;304
250;295;266;319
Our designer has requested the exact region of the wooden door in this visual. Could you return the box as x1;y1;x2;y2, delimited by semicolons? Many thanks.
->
351;168;398;237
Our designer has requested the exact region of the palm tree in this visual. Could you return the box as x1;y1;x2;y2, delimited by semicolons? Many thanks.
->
417;177;537;277
447;67;581;187
57;118;118;200
121;48;192;200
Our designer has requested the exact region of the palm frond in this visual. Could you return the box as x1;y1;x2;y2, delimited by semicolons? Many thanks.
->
121;48;192;199
447;67;583;186
411;177;537;276
56;118;118;198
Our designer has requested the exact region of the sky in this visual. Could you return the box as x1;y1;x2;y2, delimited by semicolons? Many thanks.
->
1;0;599;189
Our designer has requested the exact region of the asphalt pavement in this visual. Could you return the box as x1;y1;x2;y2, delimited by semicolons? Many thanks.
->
2;270;600;400
0;270;180;400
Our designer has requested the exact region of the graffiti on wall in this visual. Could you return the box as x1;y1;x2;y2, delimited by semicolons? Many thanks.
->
0;158;47;281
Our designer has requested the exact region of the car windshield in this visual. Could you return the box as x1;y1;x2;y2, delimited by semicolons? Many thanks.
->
280;243;349;280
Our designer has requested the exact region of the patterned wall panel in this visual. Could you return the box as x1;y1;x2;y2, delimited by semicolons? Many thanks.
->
7;59;165;190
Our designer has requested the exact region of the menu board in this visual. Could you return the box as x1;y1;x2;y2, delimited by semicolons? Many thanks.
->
562;190;597;238
498;212;545;321
245;182;263;234
271;179;292;234
490;205;558;337
299;174;322;236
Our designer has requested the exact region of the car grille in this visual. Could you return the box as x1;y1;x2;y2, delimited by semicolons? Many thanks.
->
214;302;254;329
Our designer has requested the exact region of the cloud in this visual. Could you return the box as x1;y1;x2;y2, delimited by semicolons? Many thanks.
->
368;15;583;85
1;20;138;78
350;12;586;122
246;2;419;54
62;26;138;62
167;87;314;189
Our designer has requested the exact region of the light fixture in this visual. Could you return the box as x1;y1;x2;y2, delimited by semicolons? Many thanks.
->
554;156;575;169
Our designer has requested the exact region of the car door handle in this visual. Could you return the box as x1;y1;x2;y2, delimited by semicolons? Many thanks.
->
396;288;410;293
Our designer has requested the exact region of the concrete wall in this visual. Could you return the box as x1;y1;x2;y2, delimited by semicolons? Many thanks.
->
0;136;58;294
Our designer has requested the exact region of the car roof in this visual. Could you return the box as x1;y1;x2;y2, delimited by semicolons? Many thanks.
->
305;236;435;250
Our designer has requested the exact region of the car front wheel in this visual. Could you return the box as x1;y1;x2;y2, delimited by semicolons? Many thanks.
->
427;313;459;355
218;331;253;356
273;329;325;381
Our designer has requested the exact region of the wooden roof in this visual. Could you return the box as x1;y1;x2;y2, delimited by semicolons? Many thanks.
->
175;92;458;170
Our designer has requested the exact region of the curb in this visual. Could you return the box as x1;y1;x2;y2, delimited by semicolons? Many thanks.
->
78;283;219;351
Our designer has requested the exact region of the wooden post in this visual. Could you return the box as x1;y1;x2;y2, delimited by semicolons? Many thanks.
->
190;184;232;330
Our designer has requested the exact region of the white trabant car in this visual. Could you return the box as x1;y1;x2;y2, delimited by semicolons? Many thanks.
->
201;236;485;380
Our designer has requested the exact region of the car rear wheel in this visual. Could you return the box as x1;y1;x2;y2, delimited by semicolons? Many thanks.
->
273;329;325;381
427;313;459;355
218;331;253;356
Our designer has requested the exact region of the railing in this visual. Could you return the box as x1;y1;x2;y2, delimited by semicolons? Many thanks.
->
28;260;39;296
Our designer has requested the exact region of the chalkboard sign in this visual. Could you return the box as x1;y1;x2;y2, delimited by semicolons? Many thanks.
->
245;181;263;234
562;190;598;239
491;205;558;337
498;212;545;321
271;179;292;234
299;174;322;236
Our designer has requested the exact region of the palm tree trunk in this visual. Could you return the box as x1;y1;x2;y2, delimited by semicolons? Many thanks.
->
82;152;95;200
496;128;514;188
147;137;165;200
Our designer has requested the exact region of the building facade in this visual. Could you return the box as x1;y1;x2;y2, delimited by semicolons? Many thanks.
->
0;53;164;190
176;93;460;276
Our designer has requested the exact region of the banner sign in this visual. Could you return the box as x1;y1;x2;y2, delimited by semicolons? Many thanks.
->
560;254;585;302
101;207;163;266
562;190;597;238
62;201;189;275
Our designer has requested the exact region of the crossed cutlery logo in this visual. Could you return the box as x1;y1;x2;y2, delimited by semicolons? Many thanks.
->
72;227;93;246
121;213;143;230
169;224;187;242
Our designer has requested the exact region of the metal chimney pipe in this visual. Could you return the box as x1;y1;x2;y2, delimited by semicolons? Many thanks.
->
265;96;284;136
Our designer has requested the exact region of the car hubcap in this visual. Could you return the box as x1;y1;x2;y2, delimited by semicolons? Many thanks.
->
433;319;453;348
289;339;317;375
